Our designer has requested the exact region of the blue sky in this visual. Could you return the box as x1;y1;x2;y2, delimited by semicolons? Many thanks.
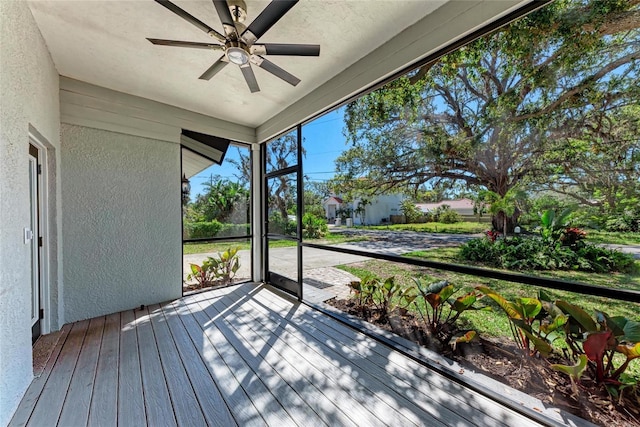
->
188;107;348;198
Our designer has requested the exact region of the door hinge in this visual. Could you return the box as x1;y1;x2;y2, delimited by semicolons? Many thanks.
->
39;308;44;320
38;236;43;247
37;164;42;175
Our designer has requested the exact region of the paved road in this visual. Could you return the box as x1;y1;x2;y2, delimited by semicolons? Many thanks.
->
183;230;478;301
183;229;640;301
183;230;475;281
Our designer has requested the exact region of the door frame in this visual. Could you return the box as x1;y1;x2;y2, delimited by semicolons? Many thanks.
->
263;126;303;300
28;131;51;337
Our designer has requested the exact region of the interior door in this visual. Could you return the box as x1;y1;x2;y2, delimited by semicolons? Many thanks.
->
28;143;42;343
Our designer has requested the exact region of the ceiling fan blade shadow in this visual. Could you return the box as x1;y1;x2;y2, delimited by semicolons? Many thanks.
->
147;38;224;50
212;0;239;39
253;56;300;86
251;43;320;56
199;56;228;80
241;0;298;43
240;64;260;93
155;0;226;42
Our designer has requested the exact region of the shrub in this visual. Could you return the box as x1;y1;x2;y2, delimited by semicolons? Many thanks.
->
185;220;222;239
438;209;462;224
268;212;296;235
400;200;423;223
186;247;241;288
551;299;640;388
218;223;250;237
413;279;481;346
302;212;328;238
459;236;635;273
476;287;563;357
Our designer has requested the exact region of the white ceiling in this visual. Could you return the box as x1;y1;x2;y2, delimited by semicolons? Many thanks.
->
27;0;448;128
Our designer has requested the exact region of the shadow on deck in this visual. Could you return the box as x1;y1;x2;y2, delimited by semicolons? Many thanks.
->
11;283;569;426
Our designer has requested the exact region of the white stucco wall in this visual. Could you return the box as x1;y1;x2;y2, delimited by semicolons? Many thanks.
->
353;195;405;225
60;124;182;323
0;1;61;425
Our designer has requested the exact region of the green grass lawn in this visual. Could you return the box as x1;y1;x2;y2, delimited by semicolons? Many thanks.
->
582;229;640;245
183;233;369;255
358;221;487;234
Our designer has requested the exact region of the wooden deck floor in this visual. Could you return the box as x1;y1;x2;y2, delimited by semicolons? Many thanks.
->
10;283;545;427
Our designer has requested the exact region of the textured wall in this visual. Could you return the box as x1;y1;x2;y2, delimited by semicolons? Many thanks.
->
61;124;182;323
0;2;61;425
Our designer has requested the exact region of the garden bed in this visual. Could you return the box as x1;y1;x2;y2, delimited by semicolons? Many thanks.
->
327;297;639;426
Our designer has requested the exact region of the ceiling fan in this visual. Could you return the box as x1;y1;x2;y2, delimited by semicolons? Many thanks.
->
148;0;320;93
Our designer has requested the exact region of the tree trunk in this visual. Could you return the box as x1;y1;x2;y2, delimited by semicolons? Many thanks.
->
492;209;521;234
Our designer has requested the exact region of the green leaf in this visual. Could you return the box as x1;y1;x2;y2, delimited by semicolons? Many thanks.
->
622;321;640;343
540;314;569;334
551;354;588;379
517;297;542;319
538;289;553;302
541;209;554;228
425;280;450;294
521;329;553;357
476;286;522;320
556;300;597;332
606;315;627;337
451;293;477;312
190;264;202;274
438;284;455;302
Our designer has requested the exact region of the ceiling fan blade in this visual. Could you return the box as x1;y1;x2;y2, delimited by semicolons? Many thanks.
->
251;43;320;56
212;0;239;39
240;64;260;93
199;56;228;80
147;38;224;50
241;0;298;44
154;0;226;43
252;56;300;86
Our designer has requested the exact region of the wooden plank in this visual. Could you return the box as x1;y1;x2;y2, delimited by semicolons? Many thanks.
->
8;324;72;427
257;286;541;427
88;312;121;427
204;290;375;427
58;316;105;426
184;295;300;426
159;301;239;427
134;306;177;427
280;297;530;427
220;287;424;427
26;319;89;427
174;300;268;427
219;286;440;427
305;308;536;427
147;304;207;427
191;293;334;427
118;309;146;425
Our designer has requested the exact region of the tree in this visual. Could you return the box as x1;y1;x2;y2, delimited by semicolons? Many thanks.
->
482;187;527;237
232;133;303;220
336;0;640;231
188;176;250;224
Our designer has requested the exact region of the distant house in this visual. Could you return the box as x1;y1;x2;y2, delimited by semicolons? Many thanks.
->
322;196;344;221
415;198;479;216
322;194;406;225
352;194;406;225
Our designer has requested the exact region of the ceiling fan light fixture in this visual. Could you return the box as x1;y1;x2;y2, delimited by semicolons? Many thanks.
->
226;46;249;65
